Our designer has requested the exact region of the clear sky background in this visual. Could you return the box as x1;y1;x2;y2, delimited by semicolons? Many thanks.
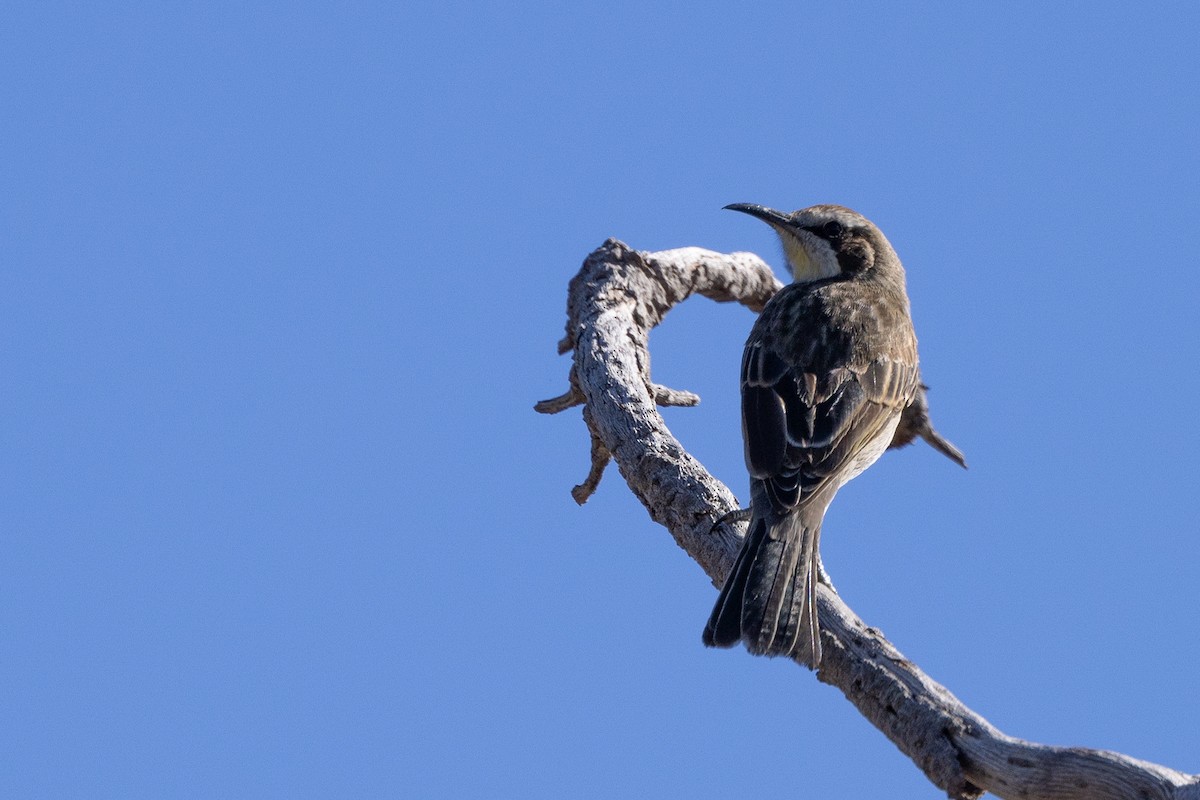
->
3;2;1198;798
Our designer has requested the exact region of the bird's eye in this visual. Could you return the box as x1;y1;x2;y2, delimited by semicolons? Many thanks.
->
821;220;845;238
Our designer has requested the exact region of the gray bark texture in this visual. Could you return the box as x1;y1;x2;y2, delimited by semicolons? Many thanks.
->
535;239;1200;800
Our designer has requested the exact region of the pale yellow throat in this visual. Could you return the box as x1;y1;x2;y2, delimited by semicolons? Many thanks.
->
780;231;840;282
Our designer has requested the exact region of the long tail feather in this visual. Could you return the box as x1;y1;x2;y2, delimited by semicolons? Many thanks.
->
703;509;824;667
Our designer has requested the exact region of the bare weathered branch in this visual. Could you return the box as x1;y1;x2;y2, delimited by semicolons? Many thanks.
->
537;239;1200;799
570;424;611;505
532;386;584;414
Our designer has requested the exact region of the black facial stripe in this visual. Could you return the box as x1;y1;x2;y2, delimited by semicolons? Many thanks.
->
835;234;872;273
801;222;847;243
836;248;865;273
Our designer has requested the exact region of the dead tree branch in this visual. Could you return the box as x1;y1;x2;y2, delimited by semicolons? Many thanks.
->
535;239;1200;800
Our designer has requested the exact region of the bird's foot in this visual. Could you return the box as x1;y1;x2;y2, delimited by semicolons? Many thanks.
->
710;507;751;533
700;506;748;537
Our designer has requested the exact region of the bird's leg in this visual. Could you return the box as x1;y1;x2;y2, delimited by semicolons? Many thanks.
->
711;507;751;533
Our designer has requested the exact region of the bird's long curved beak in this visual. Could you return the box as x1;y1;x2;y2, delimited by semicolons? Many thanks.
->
723;203;792;229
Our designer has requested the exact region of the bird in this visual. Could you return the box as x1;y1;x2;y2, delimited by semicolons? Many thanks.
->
703;202;941;667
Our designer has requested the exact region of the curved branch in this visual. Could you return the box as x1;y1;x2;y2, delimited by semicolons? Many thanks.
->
536;239;1200;800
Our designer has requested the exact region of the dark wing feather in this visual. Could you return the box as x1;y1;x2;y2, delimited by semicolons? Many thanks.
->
741;343;919;515
741;346;788;479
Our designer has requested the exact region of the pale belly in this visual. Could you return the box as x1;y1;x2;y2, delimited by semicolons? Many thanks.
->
835;411;902;491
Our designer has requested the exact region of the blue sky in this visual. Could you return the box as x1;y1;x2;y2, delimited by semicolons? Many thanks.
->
3;2;1198;797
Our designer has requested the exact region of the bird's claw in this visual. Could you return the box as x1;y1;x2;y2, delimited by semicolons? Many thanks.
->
711;507;751;533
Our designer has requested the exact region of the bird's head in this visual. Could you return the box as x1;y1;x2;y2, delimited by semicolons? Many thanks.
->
724;203;900;285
